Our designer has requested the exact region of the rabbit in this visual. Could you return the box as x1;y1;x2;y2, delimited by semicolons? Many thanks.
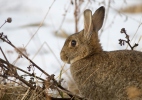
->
60;6;142;100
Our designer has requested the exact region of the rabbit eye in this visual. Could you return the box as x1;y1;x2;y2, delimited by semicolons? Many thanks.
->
71;40;76;47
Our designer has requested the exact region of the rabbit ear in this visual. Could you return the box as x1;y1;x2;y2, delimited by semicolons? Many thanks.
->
83;9;93;39
92;6;105;32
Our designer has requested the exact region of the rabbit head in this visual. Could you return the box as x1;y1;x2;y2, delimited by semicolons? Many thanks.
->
60;6;105;64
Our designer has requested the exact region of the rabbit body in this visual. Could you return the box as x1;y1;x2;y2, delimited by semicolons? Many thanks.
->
70;50;142;100
60;6;142;100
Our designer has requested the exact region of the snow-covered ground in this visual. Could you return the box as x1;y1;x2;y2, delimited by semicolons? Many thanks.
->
0;0;142;80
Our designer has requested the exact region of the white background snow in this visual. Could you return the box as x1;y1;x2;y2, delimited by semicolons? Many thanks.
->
0;0;142;82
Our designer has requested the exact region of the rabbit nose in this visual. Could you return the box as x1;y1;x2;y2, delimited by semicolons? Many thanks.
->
60;50;65;60
60;50;69;63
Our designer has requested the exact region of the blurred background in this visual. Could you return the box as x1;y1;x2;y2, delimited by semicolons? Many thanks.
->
0;0;142;86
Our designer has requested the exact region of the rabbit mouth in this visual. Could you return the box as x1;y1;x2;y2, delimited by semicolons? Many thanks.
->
67;58;71;64
60;53;71;64
63;57;71;64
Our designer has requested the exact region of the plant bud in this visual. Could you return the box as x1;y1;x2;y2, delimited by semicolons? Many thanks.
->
6;17;12;23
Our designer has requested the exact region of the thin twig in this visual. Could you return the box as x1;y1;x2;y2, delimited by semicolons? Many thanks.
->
25;0;56;48
55;3;70;35
128;23;142;49
0;47;9;63
0;58;44;81
119;28;138;50
0;75;26;88
0;35;50;76
0;21;6;29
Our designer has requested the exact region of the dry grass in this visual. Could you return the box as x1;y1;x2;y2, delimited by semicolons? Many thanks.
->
120;4;142;14
0;83;49;100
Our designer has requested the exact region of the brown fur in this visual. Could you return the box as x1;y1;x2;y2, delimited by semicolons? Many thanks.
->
126;86;142;100
71;50;142;100
60;6;142;100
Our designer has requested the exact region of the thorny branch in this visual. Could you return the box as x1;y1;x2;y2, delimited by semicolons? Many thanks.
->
0;47;35;89
0;57;44;81
0;31;51;78
119;28;138;50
